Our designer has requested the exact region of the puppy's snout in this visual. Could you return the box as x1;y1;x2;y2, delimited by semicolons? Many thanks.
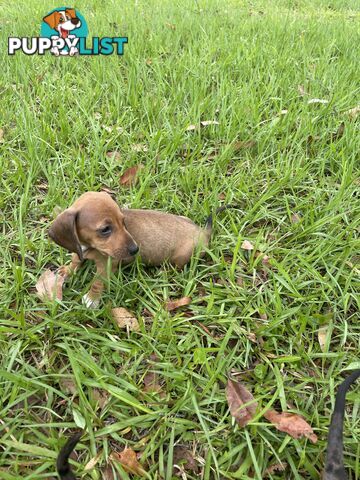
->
71;17;80;25
128;244;139;256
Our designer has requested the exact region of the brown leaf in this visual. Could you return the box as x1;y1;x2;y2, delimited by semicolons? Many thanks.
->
111;307;140;331
291;213;301;224
58;377;77;395
173;446;198;475
106;151;121;161
92;388;109;409
264;462;288;476
226;379;258;427
84;451;102;471
241;240;254;251
233;139;257;150
297;84;306;96
317;325;329;352
330;122;345;142
119;164;144;186
131;143;148;152
110;448;147;476
102;465;115;480
143;370;162;394
36;270;65;301
165;296;192;311
218;192;226;200
346;105;360;120
264;409;318;443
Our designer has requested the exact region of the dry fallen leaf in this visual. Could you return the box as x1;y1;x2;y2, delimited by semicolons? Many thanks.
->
106;151;121;161
110;448;147;476
111;307;140;331
317;325;329;352
264;409;318;443
200;120;220;127
58;377;77;395
264;462;288;476
102;465;115;480
119;164;144;186
307;98;329;105
298;84;306;96
92;388;109;409
173;446;198;475
131;143;148;153
241;240;254;251
346;105;360;120
84;451;102;471
165;296;192;311
330;122;345;142
291;213;301;224
226;379;258;427
36;269;65;301
233;139;257;150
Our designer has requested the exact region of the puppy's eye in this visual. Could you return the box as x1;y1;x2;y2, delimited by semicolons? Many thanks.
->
59;18;64;23
99;226;112;237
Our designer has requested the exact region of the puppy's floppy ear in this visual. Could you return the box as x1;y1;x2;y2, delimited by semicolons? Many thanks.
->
65;8;77;18
49;209;83;261
43;11;59;30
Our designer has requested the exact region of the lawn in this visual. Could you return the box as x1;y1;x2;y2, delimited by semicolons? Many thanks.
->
0;0;359;478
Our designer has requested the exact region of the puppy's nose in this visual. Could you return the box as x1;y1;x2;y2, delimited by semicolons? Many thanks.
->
71;17;80;25
128;244;139;256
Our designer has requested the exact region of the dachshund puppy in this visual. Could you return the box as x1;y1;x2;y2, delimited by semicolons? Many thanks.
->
49;192;236;308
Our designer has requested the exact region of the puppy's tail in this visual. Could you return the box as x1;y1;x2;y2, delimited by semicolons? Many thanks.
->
324;369;360;480
204;204;241;239
57;431;83;480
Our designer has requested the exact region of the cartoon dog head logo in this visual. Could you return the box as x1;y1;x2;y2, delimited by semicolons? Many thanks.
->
41;7;88;56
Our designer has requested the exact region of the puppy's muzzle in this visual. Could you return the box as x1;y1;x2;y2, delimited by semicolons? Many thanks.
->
128;244;139;256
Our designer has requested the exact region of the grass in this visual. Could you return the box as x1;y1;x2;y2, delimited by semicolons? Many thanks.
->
0;0;359;478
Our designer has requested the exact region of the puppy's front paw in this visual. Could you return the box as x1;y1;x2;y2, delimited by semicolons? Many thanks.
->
82;293;100;309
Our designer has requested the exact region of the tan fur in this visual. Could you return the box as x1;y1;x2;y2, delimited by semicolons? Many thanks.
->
49;192;210;306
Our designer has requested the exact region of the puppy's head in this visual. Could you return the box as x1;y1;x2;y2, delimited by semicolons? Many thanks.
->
49;192;138;262
43;9;81;38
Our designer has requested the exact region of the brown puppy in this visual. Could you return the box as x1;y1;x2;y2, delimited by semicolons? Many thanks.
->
49;192;234;308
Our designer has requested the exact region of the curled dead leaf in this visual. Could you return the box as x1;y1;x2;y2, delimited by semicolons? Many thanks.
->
131;143;148;153
264;409;318;443
226;379;258;427
233;139;256;150
291;213;301;224
264;462;288;476
110;448;147;476
241;240;254;251
173;446;198;475
58;377;77;395
165;296;191;311
297;84;306;96
200;120;219;127
84;451;102;471
106;151;121;161
346;105;360;120
330;122;345;142
317;325;329;352
119;164;144;186
36;269;65;301
111;307;140;331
